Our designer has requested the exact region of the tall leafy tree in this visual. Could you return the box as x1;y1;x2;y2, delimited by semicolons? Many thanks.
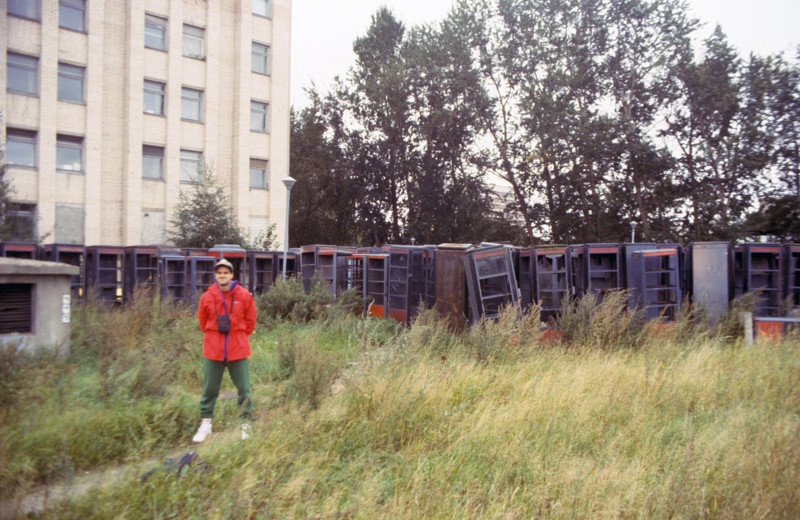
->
768;50;800;199
604;0;696;241
289;89;363;245
348;8;411;243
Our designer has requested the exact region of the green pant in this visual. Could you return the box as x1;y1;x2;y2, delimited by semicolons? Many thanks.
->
200;358;253;421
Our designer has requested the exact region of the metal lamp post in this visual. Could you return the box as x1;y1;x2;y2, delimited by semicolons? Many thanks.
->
281;177;296;280
630;221;638;243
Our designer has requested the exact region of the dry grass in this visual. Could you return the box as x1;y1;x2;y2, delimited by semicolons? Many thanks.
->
6;295;799;518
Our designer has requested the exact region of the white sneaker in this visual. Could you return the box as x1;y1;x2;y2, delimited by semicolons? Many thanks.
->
192;418;212;443
241;422;250;440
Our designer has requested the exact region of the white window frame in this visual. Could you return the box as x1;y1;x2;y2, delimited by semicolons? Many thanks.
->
143;80;166;115
180;150;203;184
183;24;205;59
8;0;40;20
56;135;84;173
59;0;86;32
250;101;268;133
181;87;203;122
252;42;270;75
142;145;164;180
249;159;268;189
7;53;38;95
252;0;270;18
144;14;167;51
58;62;85;103
6;129;38;168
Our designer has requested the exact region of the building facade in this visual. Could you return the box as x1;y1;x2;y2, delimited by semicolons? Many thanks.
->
1;0;292;247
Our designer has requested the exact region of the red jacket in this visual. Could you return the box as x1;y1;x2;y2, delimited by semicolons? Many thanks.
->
197;282;257;361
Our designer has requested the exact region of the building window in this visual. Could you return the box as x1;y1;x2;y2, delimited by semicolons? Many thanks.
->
0;284;33;334
59;0;86;32
7;53;38;95
143;80;165;115
56;135;84;172
180;150;203;184
58;63;85;103
54;204;85;243
252;42;270;75
252;0;269;18
8;0;40;20
181;87;203;122
144;14;167;51
4;203;37;241
183;24;205;59
249;159;268;189
6;129;37;168
142;145;164;179
250;101;268;132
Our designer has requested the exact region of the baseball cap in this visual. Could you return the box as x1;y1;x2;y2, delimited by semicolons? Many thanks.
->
214;259;234;272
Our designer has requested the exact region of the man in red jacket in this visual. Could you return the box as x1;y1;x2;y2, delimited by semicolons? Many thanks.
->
192;258;257;442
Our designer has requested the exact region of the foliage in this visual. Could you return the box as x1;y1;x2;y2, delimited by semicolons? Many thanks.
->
278;336;339;409
289;2;800;244
255;275;332;325
558;290;646;350
245;223;278;251
168;165;249;248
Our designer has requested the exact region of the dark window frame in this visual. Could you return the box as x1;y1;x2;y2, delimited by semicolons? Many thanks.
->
142;145;165;180
182;24;205;59
181;87;203;122
252;42;270;75
179;149;203;184
57;62;86;103
7;52;39;96
144;13;168;51
143;79;166;115
6;128;38;168
59;0;86;32
250;100;268;133
249;158;269;189
8;0;41;21
56;134;85;173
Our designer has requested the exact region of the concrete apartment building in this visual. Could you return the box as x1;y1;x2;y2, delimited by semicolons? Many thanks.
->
1;0;292;247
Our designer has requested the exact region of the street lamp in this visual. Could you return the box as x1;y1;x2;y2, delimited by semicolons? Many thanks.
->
281;176;296;280
630;221;638;243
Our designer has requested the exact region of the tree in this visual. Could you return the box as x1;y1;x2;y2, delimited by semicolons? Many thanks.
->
168;165;249;248
289;89;365;245
768;50;800;199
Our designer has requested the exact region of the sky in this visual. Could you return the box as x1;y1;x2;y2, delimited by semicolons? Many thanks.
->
290;0;800;108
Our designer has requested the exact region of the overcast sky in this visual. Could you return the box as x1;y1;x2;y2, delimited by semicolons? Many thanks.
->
290;0;800;108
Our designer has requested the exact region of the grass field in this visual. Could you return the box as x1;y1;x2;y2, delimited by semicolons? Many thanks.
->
1;287;798;518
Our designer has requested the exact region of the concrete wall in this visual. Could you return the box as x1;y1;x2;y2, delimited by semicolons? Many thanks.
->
0;258;79;355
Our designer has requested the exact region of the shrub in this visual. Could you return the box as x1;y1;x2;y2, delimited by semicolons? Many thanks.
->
0;341;24;409
277;336;339;409
256;275;331;325
558;290;644;350
70;288;199;399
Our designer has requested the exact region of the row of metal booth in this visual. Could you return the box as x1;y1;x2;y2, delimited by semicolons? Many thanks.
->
464;241;799;326
0;242;300;304
2;241;798;328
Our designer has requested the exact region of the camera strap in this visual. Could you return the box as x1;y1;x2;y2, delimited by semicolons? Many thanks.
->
216;283;235;319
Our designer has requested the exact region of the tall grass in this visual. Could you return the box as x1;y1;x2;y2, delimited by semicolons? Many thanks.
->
3;289;799;518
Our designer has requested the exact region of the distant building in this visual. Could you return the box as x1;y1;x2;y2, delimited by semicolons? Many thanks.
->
1;0;292;246
488;183;526;229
